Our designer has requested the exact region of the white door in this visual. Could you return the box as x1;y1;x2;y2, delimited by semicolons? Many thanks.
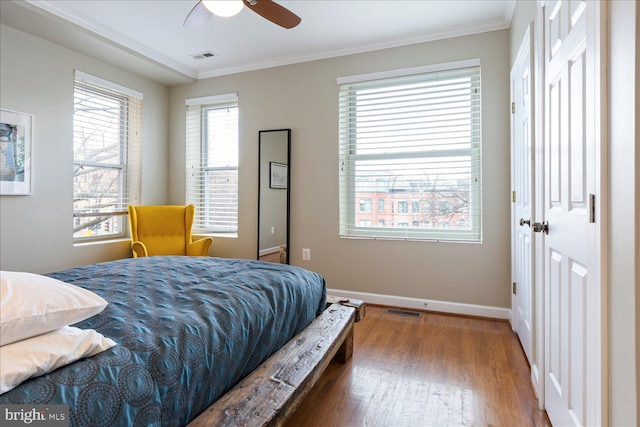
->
511;25;534;366
542;0;603;425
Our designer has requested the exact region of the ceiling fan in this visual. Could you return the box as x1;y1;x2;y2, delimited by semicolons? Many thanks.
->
184;0;301;29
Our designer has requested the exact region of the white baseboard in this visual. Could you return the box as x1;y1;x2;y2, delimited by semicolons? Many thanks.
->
326;288;511;320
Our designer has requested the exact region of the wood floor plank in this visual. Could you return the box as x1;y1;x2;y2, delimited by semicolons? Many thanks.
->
285;305;551;427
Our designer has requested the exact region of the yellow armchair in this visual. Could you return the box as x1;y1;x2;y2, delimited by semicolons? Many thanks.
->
127;204;213;258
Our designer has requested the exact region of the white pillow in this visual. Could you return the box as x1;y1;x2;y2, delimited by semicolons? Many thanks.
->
0;271;108;346
0;326;116;394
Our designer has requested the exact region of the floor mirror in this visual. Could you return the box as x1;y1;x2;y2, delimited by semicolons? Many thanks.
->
258;129;290;264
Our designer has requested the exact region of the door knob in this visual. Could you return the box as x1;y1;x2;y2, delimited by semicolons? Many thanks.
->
532;221;549;234
519;218;530;227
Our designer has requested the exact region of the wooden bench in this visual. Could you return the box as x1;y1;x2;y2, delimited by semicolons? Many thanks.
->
188;303;356;427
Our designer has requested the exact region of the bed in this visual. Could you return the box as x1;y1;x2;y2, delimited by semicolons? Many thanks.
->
0;256;354;426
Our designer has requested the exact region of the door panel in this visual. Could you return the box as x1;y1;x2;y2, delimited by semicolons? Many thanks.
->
569;261;587;423
543;0;596;425
548;249;561;385
511;26;534;366
569;53;586;205
548;76;561;205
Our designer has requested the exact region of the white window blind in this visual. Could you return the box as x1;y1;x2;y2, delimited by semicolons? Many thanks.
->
338;61;482;242
185;94;239;233
73;71;142;241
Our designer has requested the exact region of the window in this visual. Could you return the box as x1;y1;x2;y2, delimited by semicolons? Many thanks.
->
338;60;482;242
73;71;142;241
359;198;372;212
186;94;239;234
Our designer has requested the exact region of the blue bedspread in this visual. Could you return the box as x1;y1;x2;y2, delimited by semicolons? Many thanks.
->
0;256;326;426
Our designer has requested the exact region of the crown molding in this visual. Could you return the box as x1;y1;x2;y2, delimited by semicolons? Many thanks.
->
197;17;510;79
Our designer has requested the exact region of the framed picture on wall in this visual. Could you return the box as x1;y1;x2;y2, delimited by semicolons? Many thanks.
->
269;162;287;189
0;109;32;195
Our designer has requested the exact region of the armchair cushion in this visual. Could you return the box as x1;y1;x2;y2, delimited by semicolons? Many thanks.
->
128;204;213;257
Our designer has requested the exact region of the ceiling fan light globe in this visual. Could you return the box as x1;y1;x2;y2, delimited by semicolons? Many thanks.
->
202;0;244;18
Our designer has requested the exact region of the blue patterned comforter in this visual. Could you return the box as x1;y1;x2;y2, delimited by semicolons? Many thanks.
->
0;256;326;426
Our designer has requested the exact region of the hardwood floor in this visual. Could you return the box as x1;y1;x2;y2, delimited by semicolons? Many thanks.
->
285;305;551;427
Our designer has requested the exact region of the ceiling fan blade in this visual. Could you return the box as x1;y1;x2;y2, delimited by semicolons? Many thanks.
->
243;0;301;29
183;1;213;28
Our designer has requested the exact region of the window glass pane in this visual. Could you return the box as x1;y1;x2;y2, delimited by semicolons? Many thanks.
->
73;87;123;165
203;167;238;231
203;106;238;232
73;166;123;213
74;215;123;239
206;107;238;168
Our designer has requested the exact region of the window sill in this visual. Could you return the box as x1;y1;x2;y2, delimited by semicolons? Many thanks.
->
195;233;238;239
73;237;130;247
339;235;482;244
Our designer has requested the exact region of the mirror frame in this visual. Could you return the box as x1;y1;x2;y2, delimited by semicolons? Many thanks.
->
257;129;291;264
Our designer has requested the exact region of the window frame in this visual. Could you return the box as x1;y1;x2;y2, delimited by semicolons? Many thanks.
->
338;60;482;242
72;71;142;243
185;93;239;235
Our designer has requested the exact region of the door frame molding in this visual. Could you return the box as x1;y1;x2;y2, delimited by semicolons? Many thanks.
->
587;1;608;424
533;2;546;411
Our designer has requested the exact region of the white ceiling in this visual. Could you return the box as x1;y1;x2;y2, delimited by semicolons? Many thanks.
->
1;0;515;86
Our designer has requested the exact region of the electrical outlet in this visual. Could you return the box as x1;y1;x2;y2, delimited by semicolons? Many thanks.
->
302;248;311;261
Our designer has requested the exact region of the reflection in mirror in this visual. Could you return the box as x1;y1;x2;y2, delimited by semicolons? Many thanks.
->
258;129;290;264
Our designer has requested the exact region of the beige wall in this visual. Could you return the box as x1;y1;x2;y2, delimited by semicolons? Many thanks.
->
0;24;170;273
169;30;512;308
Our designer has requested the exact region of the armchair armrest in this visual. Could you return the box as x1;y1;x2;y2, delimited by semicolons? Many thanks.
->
131;241;148;258
187;236;213;256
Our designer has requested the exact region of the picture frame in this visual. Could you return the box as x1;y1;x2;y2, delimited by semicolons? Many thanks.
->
269;162;287;189
0;109;32;195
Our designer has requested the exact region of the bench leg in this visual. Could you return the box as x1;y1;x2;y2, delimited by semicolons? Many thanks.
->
335;324;354;363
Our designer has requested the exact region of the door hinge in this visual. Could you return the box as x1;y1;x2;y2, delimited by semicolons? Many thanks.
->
512;190;516;203
512;282;517;294
511;102;515;114
589;194;596;223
